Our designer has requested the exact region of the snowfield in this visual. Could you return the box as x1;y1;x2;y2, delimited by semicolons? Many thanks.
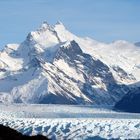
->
0;104;140;140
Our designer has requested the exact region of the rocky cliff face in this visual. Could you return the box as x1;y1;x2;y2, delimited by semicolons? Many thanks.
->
114;84;140;113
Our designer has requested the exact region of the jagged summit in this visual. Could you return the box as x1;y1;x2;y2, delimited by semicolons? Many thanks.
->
55;20;64;26
0;21;140;104
36;21;54;32
55;21;66;30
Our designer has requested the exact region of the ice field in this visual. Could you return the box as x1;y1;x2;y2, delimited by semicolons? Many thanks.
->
0;104;140;139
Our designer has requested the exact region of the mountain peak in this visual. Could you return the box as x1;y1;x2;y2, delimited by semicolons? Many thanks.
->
38;21;53;32
54;21;66;29
55;21;64;25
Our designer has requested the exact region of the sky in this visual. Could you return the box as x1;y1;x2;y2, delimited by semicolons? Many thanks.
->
0;0;140;49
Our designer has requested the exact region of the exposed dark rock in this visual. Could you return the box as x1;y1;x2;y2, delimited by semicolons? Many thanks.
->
114;86;140;113
0;124;49;140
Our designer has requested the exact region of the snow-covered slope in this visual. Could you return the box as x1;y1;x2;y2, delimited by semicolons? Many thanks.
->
0;21;140;104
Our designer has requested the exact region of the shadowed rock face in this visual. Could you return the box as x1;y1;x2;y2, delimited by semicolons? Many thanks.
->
135;42;140;47
114;86;140;113
53;40;129;104
0;124;49;140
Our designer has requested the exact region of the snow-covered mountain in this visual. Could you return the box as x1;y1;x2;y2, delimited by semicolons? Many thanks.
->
0;21;140;104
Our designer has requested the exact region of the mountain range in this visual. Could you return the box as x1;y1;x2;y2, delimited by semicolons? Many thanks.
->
0;21;140;105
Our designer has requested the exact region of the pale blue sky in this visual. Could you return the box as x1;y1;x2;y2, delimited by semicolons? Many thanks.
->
0;0;140;49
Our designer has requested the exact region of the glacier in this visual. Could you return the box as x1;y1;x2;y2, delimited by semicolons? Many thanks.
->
0;104;140;140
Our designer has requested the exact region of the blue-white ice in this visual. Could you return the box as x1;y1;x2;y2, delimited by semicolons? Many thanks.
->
0;104;140;140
